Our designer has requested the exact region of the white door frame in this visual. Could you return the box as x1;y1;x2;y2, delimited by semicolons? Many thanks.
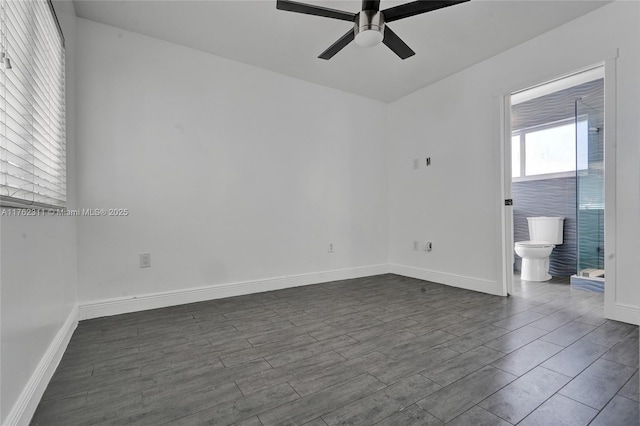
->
499;95;514;296
499;57;618;321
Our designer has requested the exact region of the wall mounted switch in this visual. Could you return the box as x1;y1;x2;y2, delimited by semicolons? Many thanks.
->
140;253;151;268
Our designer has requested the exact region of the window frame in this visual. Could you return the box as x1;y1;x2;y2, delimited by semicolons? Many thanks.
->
512;116;586;182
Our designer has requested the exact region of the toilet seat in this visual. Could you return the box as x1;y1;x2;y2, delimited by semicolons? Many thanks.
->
515;241;554;248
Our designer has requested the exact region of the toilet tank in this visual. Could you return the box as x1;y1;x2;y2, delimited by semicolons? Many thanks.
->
527;217;564;244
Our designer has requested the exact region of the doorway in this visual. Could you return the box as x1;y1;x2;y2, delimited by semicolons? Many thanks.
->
501;66;609;304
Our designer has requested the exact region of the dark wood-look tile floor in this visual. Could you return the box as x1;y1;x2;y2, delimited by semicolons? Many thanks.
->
31;274;639;425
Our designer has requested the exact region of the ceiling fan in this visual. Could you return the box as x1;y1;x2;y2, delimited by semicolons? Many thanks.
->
276;0;469;60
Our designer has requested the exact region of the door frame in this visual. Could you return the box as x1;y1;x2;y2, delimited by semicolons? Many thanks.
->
499;95;514;296
499;57;618;321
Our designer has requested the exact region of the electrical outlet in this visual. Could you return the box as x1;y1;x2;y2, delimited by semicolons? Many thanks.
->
140;253;151;268
413;159;419;169
413;241;419;251
425;242;432;252
328;243;334;253
426;157;431;166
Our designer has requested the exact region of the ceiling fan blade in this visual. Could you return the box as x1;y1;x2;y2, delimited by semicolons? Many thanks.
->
318;29;355;60
276;0;355;22
362;0;381;11
382;26;415;59
383;0;469;23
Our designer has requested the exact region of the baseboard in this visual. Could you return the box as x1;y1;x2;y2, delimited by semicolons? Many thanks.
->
389;263;501;296
611;303;640;326
78;264;390;320
4;307;78;426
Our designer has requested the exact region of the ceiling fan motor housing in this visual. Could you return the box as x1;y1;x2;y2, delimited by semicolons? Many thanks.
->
354;10;385;46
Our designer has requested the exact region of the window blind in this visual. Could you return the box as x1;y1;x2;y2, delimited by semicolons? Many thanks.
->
0;0;66;209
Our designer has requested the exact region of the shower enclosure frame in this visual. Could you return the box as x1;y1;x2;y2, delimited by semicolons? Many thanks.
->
575;96;605;286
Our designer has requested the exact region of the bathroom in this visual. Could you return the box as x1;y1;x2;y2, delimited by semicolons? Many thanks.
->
511;68;604;291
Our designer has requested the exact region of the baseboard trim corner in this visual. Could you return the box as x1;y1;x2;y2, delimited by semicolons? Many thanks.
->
389;264;500;295
611;303;640;326
4;306;78;426
78;264;390;320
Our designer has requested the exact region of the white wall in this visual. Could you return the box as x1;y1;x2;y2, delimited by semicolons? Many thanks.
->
75;19;388;308
388;1;640;321
3;2;638;423
0;1;78;423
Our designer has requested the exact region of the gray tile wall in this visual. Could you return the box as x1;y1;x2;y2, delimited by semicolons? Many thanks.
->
511;79;603;130
513;177;576;277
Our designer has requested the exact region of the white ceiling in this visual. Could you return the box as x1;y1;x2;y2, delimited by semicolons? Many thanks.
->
73;0;610;103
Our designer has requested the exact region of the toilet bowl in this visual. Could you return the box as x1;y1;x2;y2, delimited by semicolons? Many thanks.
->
515;241;555;281
515;217;564;282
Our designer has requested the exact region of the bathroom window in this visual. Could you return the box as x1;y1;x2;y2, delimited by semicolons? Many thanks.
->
512;118;588;181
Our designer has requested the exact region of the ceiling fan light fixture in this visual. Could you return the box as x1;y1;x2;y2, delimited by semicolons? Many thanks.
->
355;29;383;47
354;10;384;48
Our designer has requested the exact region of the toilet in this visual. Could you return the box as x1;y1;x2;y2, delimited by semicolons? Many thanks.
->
515;217;564;282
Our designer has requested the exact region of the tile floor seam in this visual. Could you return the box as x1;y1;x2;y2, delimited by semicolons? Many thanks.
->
596;355;640;369
480;344;509;355
478;403;517;425
480;378;560;425
609;393;639;406
537;365;572;379
557;390;613;412
424;407;445;423
587;375;639;415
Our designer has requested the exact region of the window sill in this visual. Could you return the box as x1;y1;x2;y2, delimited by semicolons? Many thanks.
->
513;171;576;183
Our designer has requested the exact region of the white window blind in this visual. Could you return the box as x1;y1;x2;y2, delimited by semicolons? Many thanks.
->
0;0;66;208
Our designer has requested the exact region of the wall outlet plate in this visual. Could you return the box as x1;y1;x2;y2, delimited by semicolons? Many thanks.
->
140;253;151;268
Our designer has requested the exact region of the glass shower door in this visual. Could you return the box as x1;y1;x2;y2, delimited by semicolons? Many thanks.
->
575;97;604;278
